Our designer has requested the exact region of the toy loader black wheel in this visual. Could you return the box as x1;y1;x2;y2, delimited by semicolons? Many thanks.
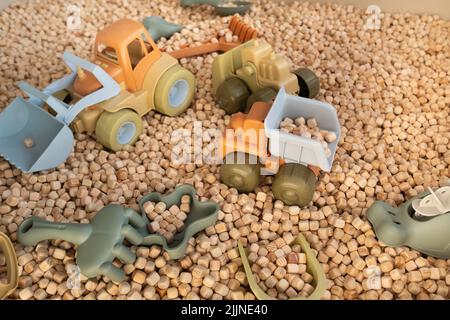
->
216;77;250;115
293;68;320;99
245;87;277;113
220;152;260;193
272;163;317;207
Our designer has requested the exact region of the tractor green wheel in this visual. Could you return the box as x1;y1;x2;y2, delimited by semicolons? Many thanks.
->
293;68;320;99
216;77;250;115
245;87;277;113
220;152;260;193
272;163;317;207
95;109;143;152
154;65;195;117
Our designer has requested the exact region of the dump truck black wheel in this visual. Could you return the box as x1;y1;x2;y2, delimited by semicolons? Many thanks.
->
245;87;277;113
293;68;320;99
272;163;317;207
95;109;143;152
216;77;250;114
220;152;260;193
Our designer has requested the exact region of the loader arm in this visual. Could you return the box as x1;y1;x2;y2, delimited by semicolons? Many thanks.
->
20;51;121;126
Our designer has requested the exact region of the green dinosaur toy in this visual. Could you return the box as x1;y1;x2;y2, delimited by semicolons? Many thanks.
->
18;205;146;282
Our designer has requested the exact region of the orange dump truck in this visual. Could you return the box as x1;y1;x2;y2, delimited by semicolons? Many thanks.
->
220;88;341;207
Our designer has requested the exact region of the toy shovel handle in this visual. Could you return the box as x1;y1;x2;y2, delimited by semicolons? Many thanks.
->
181;0;221;7
18;217;92;246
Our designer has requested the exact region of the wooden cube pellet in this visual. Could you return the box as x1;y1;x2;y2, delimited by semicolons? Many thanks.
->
143;202;154;214
303;283;315;295
52;248;66;260
287;252;299;264
155;202;166;213
161;211;170;219
215;222;228;233
297;253;307;264
256;192;267;202
210;247;223;258
274;238;286;248
214;283;229;296
174;219;184;232
259;267;273;281
200;286;213;299
324;131;337;143
256;256;270;267
168;205;180;215
176;211;187;221
274;249;285;258
230;291;244;300
157;276;170;290
430;268;440;280
148;221;160;233
291;276;305;291
276;279;290;292
274;267;287;280
287;264;301;274
132;270;146;284
408;271;423;282
181;195;191;204
146;272;160;286
180;203;190;213
166;224;177;233
266;243;277;252
276;257;287;267
159;220;169;229
164;232;174;243
165;215;176;224
301;272;313;284
265;276;278;288
286;287;298;298
166;287;178;299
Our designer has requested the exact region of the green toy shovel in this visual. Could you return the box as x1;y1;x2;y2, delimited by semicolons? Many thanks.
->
17;205;147;282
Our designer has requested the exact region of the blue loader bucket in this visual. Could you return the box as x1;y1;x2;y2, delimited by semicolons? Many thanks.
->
0;97;74;173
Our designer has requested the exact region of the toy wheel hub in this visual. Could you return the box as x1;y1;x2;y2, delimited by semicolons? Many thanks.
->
169;80;189;108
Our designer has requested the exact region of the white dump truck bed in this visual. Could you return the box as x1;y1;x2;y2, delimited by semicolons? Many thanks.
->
264;88;341;172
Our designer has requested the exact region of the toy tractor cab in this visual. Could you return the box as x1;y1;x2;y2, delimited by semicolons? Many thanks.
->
68;19;196;151
74;20;162;95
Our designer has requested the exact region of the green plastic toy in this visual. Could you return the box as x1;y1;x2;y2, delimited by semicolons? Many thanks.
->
367;189;450;259
138;184;219;259
142;16;183;42
17;205;146;282
17;185;219;281
238;233;327;300
180;0;252;16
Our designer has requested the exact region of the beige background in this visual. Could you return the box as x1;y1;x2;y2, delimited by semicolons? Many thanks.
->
290;0;450;19
0;0;449;19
